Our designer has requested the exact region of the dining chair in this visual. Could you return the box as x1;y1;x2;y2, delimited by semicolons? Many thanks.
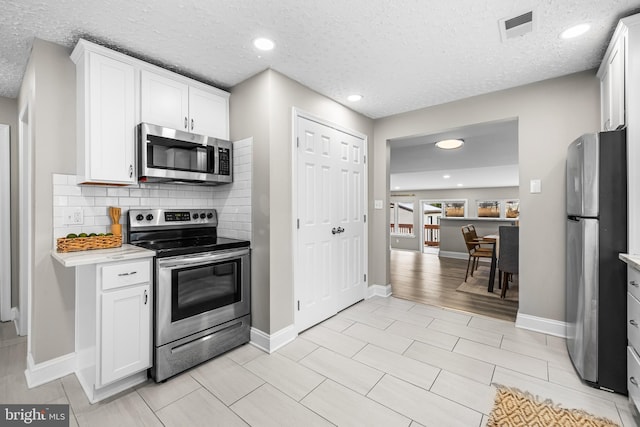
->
498;225;519;298
461;226;494;281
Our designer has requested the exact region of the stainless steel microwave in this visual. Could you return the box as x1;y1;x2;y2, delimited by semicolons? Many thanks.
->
137;123;232;185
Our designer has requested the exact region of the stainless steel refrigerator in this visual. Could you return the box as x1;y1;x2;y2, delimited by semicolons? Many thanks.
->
566;129;627;394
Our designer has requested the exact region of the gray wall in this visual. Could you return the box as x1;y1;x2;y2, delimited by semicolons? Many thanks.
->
0;96;18;307
373;70;600;323
230;69;374;334
18;39;76;363
390;186;519;251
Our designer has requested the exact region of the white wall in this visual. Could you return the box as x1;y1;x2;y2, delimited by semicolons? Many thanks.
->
0;96;18;308
373;70;600;323
230;69;375;334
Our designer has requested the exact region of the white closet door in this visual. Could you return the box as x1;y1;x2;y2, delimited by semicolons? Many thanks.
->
295;116;366;332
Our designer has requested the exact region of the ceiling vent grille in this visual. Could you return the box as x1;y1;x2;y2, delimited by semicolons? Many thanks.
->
499;11;534;41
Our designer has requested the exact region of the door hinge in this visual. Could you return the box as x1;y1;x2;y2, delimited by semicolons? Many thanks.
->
364;155;366;164
297;219;300;229
364;214;366;223
364;274;367;282
296;137;299;148
297;300;300;311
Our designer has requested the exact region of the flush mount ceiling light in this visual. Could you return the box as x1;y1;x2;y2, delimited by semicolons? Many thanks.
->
435;139;464;150
443;174;451;179
347;94;362;102
253;37;275;51
560;23;590;39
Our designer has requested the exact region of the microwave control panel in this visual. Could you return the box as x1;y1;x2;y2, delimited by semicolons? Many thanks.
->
218;147;231;175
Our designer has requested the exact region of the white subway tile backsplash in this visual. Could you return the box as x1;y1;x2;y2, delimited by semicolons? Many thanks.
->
52;139;252;247
68;196;95;206
53;175;68;185
107;187;130;197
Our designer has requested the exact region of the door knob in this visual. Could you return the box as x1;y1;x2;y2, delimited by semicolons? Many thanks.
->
337;227;345;233
332;227;337;235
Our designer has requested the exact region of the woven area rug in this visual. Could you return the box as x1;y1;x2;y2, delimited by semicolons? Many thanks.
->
487;386;620;427
455;266;519;302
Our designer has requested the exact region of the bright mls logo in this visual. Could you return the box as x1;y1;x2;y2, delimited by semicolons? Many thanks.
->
0;405;68;426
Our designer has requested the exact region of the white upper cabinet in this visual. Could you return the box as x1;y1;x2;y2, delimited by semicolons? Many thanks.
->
140;70;189;132
599;26;626;131
72;39;230;186
72;43;137;185
141;69;229;140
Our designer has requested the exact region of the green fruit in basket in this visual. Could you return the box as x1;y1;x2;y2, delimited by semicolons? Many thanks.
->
66;233;78;239
88;233;97;237
97;233;105;236
106;232;113;236
79;233;88;237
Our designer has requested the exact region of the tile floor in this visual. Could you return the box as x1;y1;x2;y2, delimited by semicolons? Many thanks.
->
1;296;638;426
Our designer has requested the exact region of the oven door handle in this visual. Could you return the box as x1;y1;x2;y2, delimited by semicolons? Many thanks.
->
157;249;249;269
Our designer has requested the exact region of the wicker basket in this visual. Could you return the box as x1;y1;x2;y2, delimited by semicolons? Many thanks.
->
56;234;122;253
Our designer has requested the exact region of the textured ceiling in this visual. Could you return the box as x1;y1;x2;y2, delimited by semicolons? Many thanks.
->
1;0;639;119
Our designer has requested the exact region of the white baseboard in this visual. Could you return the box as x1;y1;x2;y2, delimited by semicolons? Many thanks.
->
250;324;297;354
25;351;76;388
367;284;392;298
516;312;567;338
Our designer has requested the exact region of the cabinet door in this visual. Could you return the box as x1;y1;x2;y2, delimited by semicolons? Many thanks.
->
100;285;151;386
141;70;189;131
87;53;136;183
188;86;229;139
608;36;625;130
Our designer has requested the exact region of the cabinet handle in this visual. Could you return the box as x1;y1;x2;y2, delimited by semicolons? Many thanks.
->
129;164;133;178
631;280;639;288
144;290;148;305
631;319;639;327
631;377;639;386
184;117;188;130
191;118;194;131
118;271;137;277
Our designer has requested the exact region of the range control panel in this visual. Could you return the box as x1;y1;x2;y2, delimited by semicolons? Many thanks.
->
129;209;218;228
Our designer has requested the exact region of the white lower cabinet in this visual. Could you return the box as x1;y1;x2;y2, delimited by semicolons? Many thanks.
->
627;264;640;417
76;257;153;403
100;284;150;385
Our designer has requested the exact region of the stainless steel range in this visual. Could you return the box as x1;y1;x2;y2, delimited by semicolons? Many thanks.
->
127;208;250;382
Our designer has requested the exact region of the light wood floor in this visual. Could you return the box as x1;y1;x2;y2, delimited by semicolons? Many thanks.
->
390;249;519;322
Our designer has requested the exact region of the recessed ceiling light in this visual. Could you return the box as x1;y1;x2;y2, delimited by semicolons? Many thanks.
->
394;186;400;190
435;139;464;150
560;23;590;39
347;94;362;102
443;174;451;179
253;37;275;51
457;183;463;187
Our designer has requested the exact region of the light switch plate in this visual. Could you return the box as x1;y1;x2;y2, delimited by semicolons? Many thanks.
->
374;200;383;209
530;179;541;193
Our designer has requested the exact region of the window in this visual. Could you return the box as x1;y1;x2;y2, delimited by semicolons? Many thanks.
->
444;201;466;217
390;201;414;235
505;200;520;218
477;201;500;218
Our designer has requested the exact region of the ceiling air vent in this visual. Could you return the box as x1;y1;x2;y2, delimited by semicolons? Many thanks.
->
499;11;534;41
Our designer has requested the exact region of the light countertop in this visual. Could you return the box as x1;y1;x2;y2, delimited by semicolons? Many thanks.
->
620;253;640;271
51;244;155;267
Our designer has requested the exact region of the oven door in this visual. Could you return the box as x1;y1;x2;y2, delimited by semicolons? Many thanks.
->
156;248;250;346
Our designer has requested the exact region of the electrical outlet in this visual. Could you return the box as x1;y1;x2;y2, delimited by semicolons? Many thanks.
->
63;208;83;225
